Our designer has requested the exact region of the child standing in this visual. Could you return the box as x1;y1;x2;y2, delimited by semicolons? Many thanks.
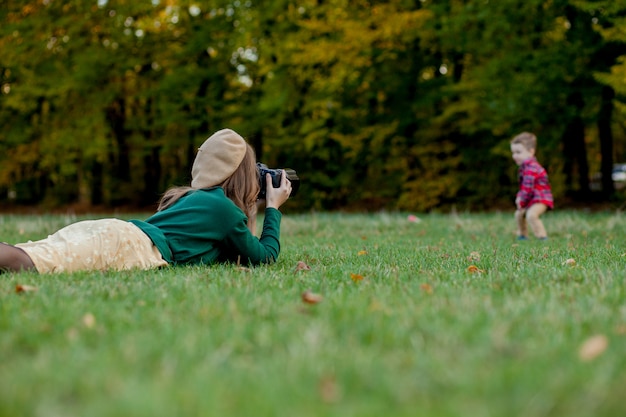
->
510;132;554;240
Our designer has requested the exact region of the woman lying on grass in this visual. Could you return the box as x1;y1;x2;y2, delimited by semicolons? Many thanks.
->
0;129;292;274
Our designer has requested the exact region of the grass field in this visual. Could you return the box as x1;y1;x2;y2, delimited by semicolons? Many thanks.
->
1;210;625;417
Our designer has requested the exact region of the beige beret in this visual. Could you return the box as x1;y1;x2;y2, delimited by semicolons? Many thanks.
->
191;129;247;189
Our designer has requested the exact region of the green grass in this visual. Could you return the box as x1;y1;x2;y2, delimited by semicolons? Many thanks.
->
1;210;625;417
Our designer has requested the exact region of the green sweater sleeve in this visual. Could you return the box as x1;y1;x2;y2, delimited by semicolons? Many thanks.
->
132;189;283;266
220;208;282;265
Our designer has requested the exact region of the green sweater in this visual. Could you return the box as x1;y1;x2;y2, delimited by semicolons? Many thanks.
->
130;187;282;266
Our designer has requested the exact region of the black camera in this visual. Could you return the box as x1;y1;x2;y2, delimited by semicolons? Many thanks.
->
257;163;300;199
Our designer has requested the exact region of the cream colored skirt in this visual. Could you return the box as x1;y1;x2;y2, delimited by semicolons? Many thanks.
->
16;219;168;274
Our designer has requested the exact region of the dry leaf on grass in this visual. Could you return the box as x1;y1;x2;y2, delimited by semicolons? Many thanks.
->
294;261;311;272
82;313;96;329
578;334;608;361
318;375;341;403
301;290;323;305
420;283;433;294
467;251;481;262
563;258;576;266
357;250;368;256
350;273;364;282
15;284;38;293
467;265;484;273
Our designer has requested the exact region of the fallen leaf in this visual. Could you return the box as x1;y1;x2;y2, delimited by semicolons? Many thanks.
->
357;250;367;256
368;299;387;313
467;251;481;262
467;265;484;273
82;313;96;329
420;283;433;294
301;290;323;305
15;284;38;293
318;375;341;403
578;334;608;361
563;258;576;266
350;273;364;282
66;328;79;342
294;261;311;272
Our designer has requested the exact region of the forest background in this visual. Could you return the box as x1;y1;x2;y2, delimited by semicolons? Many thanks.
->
1;0;626;213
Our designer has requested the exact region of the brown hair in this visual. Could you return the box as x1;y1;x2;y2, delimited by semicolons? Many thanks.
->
511;132;537;151
157;144;260;218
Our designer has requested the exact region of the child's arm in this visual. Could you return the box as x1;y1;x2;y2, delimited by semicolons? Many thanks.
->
517;167;536;209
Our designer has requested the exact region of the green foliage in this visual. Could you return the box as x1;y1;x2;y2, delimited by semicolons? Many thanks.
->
1;1;626;210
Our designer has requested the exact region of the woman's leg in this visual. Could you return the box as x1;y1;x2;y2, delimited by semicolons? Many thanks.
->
0;242;36;273
526;203;548;238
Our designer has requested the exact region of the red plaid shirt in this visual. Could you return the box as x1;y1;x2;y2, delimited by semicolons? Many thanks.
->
517;157;554;209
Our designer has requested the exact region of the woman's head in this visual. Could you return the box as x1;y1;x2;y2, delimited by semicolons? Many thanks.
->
158;129;259;214
192;128;259;216
191;129;248;189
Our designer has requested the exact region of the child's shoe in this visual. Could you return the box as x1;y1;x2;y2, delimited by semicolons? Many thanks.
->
517;235;528;241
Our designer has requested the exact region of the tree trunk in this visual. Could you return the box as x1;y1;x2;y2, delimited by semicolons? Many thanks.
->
562;92;589;197
598;85;615;197
105;98;131;205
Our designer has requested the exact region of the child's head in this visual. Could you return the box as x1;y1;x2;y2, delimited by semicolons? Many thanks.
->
510;132;536;166
511;132;537;152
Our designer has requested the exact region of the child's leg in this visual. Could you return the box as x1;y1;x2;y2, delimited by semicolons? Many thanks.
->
515;209;528;237
525;203;548;238
0;242;36;273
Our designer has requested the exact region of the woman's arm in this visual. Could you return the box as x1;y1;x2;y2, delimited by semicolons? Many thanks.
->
222;208;282;265
222;173;291;265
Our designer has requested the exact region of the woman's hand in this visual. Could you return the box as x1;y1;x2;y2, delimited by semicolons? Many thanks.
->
265;170;292;210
